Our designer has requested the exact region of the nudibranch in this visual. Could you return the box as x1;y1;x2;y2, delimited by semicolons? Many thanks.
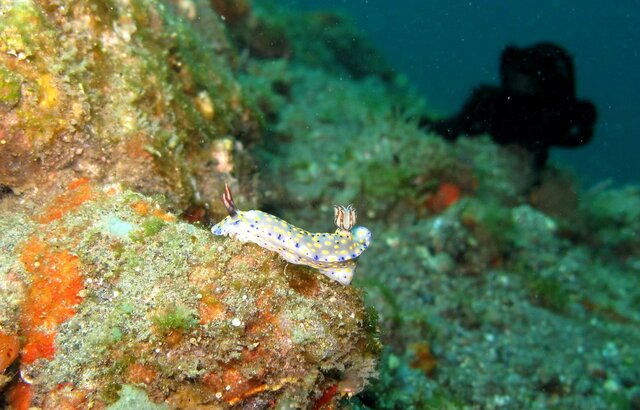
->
211;184;371;284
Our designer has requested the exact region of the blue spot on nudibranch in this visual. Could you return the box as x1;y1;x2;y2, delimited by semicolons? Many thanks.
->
314;255;319;261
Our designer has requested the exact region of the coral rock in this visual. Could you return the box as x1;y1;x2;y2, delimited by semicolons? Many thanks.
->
0;182;379;408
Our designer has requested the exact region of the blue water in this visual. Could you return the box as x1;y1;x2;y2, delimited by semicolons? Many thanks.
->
285;0;640;187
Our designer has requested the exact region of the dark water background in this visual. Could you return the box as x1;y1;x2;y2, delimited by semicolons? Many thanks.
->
284;0;640;187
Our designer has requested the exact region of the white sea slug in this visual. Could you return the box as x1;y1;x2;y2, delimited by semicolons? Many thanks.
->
211;184;371;284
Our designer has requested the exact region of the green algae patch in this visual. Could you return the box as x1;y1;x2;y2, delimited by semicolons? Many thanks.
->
129;216;166;241
0;0;49;59
152;304;198;333
142;216;165;236
0;64;22;107
0;183;379;408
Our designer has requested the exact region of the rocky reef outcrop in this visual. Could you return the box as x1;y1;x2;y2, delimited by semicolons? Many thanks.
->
0;0;381;408
0;180;379;408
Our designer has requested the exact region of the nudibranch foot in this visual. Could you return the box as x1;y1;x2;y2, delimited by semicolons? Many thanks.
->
318;260;357;285
211;184;371;285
